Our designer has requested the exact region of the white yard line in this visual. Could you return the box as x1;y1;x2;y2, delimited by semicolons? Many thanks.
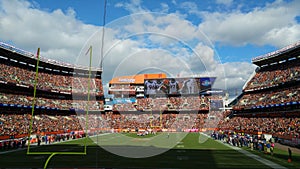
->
0;147;28;154
0;133;112;155
217;140;287;169
201;133;287;169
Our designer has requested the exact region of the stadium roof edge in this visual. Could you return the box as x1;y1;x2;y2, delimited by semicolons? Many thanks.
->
252;40;300;66
0;41;102;72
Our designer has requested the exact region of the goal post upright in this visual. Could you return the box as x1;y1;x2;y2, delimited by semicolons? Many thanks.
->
150;108;163;128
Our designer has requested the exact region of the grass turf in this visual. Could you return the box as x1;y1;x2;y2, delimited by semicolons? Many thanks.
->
0;133;289;168
242;145;300;169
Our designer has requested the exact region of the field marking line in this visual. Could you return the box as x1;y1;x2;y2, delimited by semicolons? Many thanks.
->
0;147;29;155
201;133;287;169
0;133;111;155
217;140;287;169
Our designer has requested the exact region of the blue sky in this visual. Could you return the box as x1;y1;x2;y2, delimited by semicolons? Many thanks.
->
0;0;299;98
21;0;295;62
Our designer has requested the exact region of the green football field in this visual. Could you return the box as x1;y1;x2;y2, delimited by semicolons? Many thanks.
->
0;132;299;169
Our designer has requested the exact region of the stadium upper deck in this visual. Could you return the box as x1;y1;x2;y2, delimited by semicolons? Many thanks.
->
231;41;300;115
0;42;104;113
219;41;300;141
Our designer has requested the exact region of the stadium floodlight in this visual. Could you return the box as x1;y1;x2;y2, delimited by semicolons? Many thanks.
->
26;47;93;169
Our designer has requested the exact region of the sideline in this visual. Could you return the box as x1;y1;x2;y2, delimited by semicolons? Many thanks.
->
0;146;29;155
217;140;287;169
201;133;287;169
0;132;112;155
274;143;300;154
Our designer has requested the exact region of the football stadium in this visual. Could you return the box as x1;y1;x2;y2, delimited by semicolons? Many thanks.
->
0;39;300;169
1;0;300;168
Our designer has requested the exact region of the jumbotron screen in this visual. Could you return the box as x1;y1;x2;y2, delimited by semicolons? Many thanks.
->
144;77;216;96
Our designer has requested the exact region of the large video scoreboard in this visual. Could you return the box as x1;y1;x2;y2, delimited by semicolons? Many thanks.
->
144;77;216;96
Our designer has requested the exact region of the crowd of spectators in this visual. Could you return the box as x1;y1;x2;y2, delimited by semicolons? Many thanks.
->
111;95;222;112
0;50;105;149
234;85;299;109
211;131;277;156
0;111;188;151
228;49;300;143
244;60;300;91
1;41;300;151
0;114;82;136
218;117;300;139
0;92;104;110
0;110;227;138
1;110;298;144
76;112;225;132
0;63;103;96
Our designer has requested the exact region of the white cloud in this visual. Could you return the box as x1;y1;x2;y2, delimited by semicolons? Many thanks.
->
0;0;278;96
114;2;123;8
180;1;202;16
114;0;147;13
101;6;264;96
103;47;194;81
120;13;199;45
160;3;169;13
0;0;99;63
194;61;257;97
191;43;219;71
221;62;257;96
198;0;300;48
261;25;300;47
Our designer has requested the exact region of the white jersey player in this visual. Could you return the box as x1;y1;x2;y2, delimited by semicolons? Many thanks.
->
145;80;157;95
169;79;179;94
185;78;197;94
